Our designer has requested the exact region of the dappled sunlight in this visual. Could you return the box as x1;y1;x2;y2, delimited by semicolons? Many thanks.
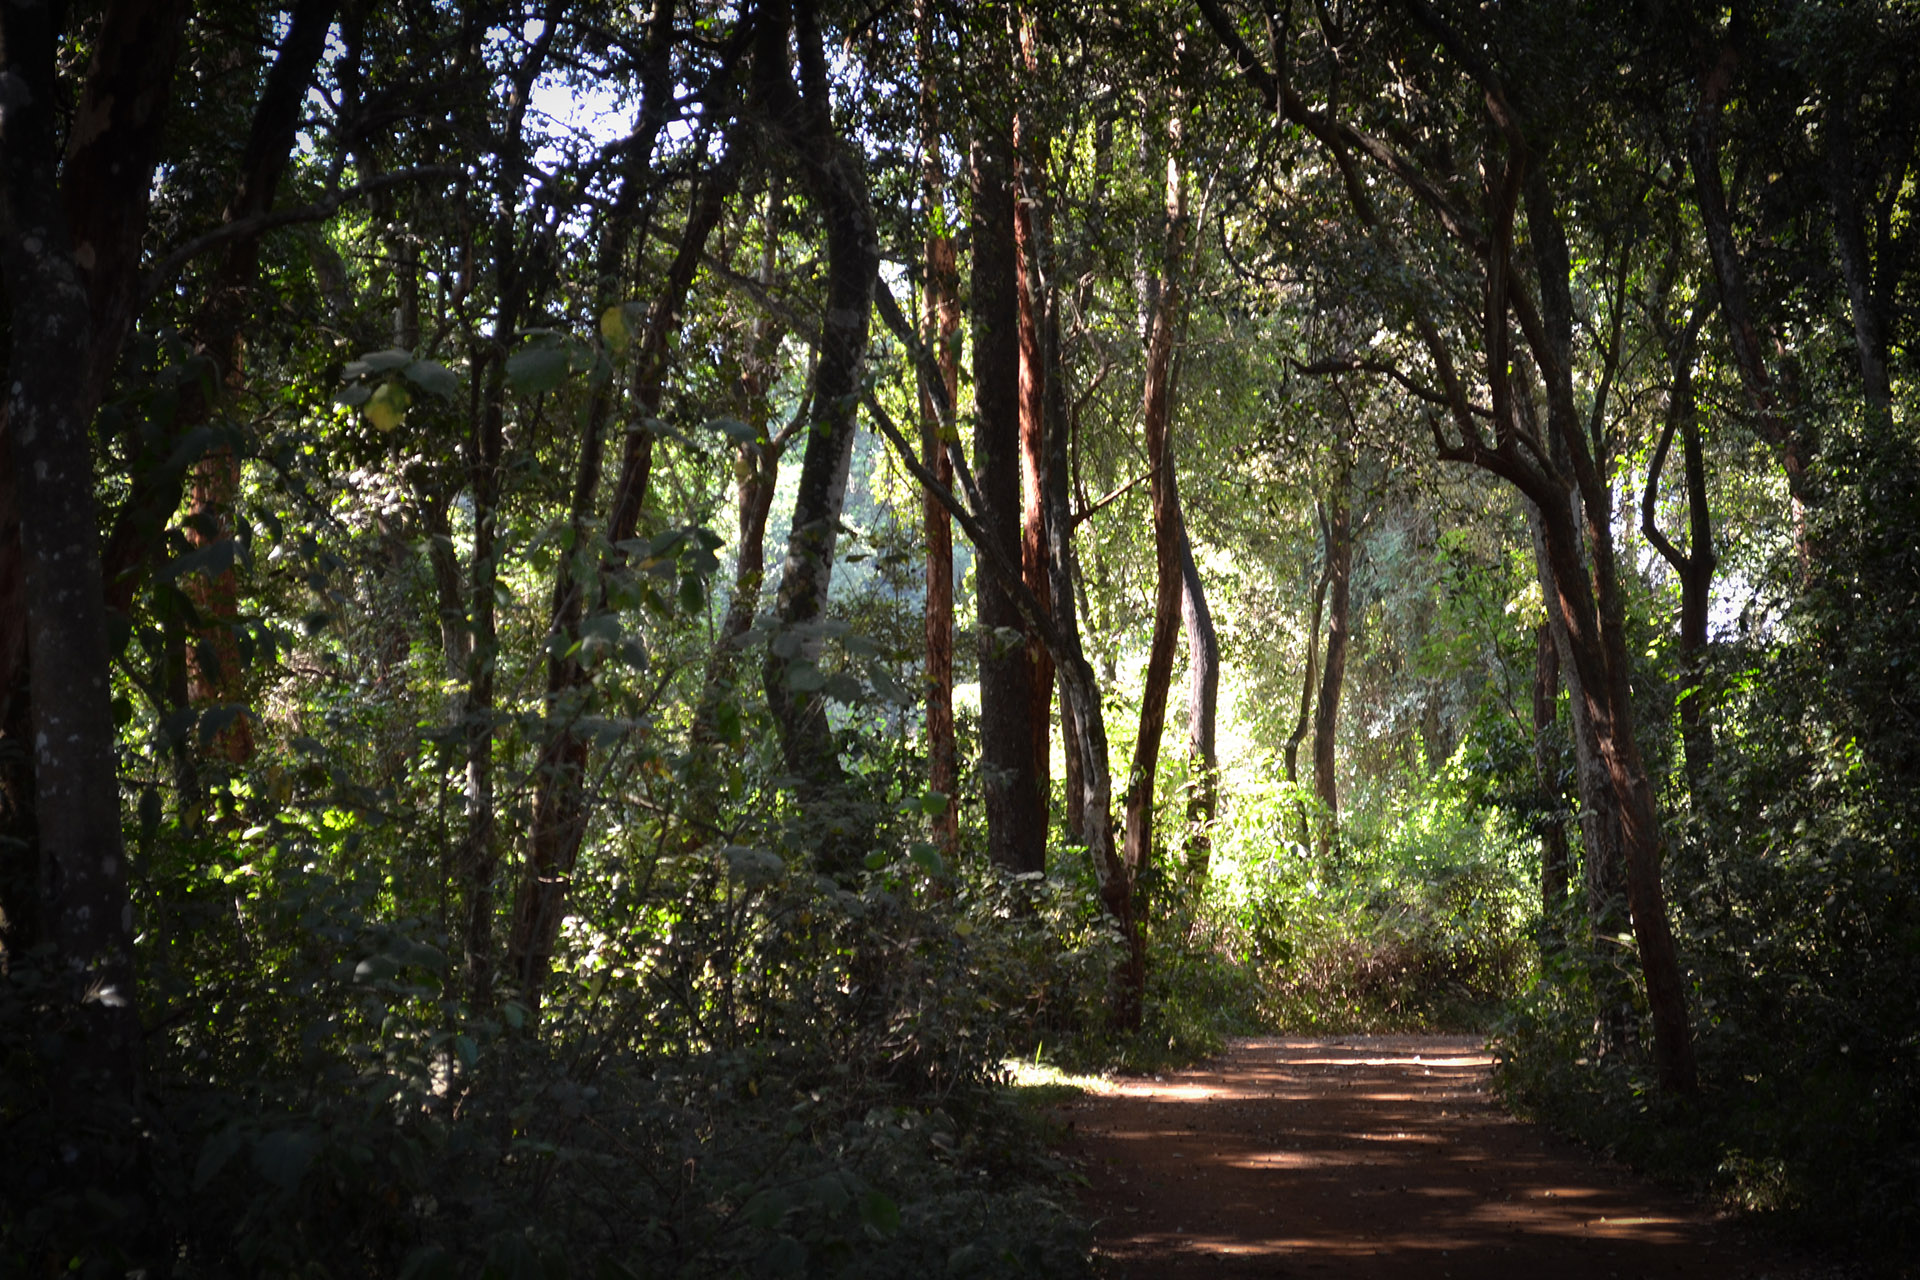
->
1072;1036;1778;1277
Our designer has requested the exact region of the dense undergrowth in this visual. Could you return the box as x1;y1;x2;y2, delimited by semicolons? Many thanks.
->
1494;444;1920;1273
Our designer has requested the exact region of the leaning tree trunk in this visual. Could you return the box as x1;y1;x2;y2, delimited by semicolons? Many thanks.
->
755;0;882;878
1121;126;1190;883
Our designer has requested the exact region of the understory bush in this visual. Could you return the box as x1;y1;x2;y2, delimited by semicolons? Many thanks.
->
1494;439;1920;1272
2;834;1096;1278
1201;769;1536;1034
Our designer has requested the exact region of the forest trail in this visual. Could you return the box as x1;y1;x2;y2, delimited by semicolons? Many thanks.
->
1060;1036;1829;1279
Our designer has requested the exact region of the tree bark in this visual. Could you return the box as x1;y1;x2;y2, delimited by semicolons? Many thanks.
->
918;0;961;857
755;0;882;878
1015;16;1055;830
0;0;187;1123
1642;303;1718;805
1178;524;1220;880
872;284;1145;1026
1285;537;1330;849
970;33;1047;876
1121;127;1189;883
1312;437;1353;863
1532;620;1569;933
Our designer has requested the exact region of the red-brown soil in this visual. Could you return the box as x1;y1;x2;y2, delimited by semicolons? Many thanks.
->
1060;1036;1836;1279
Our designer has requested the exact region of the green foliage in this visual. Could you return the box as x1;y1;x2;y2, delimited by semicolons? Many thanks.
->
1202;764;1536;1035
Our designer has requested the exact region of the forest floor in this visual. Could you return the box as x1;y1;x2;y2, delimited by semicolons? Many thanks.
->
1054;1035;1847;1279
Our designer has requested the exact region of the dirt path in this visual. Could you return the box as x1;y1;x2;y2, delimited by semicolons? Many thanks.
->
1060;1036;1830;1279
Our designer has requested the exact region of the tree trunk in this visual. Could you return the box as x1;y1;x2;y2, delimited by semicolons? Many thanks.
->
1821;86;1895;431
1532;621;1569;933
755;0;882;878
1015;21;1055;832
872;283;1144;1026
1312;441;1353;863
971;49;1047;876
918;0;961;857
1178;525;1220;881
1285;540;1330;849
0;0;190;1118
176;0;338;767
1688;41;1815;566
1121;128;1189;883
462;10;566;1006
1642;304;1718;806
1524;182;1697;1094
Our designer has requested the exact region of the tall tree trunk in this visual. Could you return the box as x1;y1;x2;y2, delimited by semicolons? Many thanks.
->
691;179;790;800
970;27;1046;875
1821;86;1895;431
918;0;961;857
873;284;1144;1025
1178;525;1219;880
1642;303;1718;806
1015;13;1054;834
1121;126;1189;882
1312;438;1353;863
178;0;338;767
462;6;563;1006
1532;620;1569;936
1520;177;1697;1093
755;0;882;878
510;136;737;1000
1285;539;1330;849
0;0;188;1135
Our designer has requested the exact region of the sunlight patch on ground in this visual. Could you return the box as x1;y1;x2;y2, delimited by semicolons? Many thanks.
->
1002;1059;1113;1096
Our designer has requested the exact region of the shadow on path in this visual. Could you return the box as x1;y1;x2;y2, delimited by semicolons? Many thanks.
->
1062;1036;1824;1279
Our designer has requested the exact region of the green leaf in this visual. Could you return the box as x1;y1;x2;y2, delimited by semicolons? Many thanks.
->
334;383;373;407
398;1245;457;1280
455;1033;479;1070
785;661;825;693
505;344;571;394
859;1189;901;1236
403;358;460;399
193;1124;245;1190
343;348;414;378
252;1127;320;1192
702;415;759;444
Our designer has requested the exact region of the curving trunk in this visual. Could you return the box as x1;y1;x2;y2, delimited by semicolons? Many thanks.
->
755;0;882;878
